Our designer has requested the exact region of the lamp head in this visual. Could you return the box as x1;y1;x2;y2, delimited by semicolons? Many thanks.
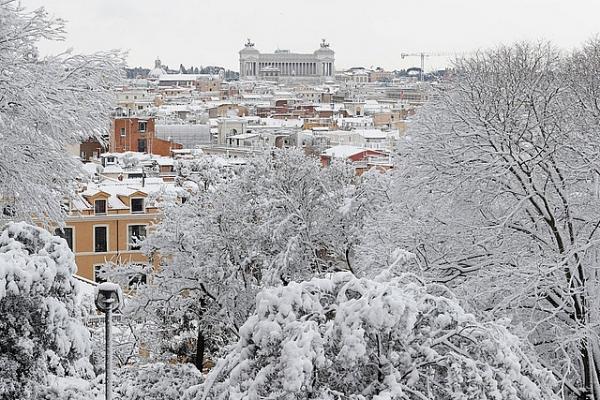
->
95;282;124;313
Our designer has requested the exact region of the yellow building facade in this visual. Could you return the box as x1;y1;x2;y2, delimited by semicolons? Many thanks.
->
55;178;172;282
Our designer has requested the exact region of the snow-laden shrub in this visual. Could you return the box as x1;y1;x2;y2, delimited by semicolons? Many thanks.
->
38;376;100;400
196;272;558;400
112;362;203;400
0;222;93;400
38;362;203;400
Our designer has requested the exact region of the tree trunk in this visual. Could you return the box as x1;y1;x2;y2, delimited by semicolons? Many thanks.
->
580;340;592;400
581;341;600;400
195;326;205;371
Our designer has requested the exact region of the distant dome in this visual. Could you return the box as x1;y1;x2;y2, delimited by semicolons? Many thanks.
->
148;57;166;79
239;47;259;54
149;67;166;79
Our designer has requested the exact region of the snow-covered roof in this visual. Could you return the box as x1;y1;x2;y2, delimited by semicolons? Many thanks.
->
364;101;392;113
81;188;108;197
323;145;366;158
72;196;91;211
315;103;344;112
337;116;374;124
155;157;175;166
107;194;128;210
228;133;259;140
81;163;102;177
103;164;124;174
72;175;178;212
159;73;220;81
354;129;388;139
260;118;303;128
318;129;352;136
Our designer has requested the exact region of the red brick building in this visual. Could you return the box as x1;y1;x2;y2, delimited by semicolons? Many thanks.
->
111;117;182;156
79;138;106;161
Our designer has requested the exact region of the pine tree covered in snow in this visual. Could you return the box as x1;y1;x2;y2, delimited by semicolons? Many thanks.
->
193;271;558;400
0;1;124;222
0;222;93;400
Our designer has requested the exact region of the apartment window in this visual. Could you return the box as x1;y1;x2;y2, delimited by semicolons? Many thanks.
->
94;226;108;253
54;227;74;251
94;199;106;215
94;265;106;283
120;127;126;137
131;198;144;213
138;121;147;132
138;139;147;153
128;225;146;250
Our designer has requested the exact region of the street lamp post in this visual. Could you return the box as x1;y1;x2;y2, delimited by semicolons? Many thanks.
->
95;282;124;400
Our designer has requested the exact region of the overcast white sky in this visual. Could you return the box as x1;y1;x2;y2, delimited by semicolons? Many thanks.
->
23;0;600;72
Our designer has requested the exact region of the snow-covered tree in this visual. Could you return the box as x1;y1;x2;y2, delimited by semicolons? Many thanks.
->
377;41;600;398
0;1;124;222
0;222;93;400
175;155;237;191
193;271;558;400
110;362;203;400
89;318;142;374
129;149;387;368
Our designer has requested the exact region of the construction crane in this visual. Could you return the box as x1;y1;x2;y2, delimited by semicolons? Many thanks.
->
400;52;462;82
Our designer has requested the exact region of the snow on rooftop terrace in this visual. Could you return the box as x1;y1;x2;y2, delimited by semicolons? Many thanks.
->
101;151;174;165
102;164;124;174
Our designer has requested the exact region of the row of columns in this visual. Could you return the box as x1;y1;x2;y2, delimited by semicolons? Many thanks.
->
243;62;257;77
260;61;318;76
242;61;334;77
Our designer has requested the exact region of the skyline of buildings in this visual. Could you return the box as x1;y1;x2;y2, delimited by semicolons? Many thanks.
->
51;39;431;283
